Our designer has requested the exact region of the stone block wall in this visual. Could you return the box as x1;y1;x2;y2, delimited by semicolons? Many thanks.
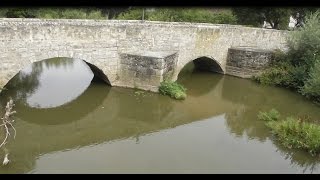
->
0;18;288;90
118;51;177;92
226;47;274;78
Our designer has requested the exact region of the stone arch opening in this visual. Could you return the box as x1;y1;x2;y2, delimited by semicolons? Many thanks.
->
0;57;111;110
176;56;224;97
84;61;110;85
0;57;111;90
192;56;224;73
177;56;224;79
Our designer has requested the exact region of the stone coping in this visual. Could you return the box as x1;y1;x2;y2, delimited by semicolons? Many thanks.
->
0;18;288;32
229;46;275;52
121;51;178;59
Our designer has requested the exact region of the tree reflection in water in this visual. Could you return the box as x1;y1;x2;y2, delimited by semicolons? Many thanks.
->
221;76;320;173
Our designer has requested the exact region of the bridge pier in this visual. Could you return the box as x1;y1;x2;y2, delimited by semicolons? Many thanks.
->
115;51;178;92
225;47;274;78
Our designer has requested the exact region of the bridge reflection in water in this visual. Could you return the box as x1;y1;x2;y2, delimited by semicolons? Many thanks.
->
0;58;320;173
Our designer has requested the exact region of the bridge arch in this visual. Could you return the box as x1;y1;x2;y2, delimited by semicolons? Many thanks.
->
1;56;111;89
173;56;224;81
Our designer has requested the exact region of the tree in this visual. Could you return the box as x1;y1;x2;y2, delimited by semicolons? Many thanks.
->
5;8;38;18
232;7;292;30
232;8;264;27
290;7;319;28
302;59;320;102
0;8;8;17
100;7;129;19
261;8;292;30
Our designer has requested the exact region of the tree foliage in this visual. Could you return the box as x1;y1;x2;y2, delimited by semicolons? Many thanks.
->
232;8;264;27
117;7;237;24
232;7;291;30
301;59;320;102
0;7;107;19
5;8;38;18
290;7;318;28
254;11;320;103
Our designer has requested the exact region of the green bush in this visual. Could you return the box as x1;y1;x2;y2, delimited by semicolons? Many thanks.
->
301;59;320;102
117;8;145;20
209;11;237;24
86;10;105;19
159;80;187;100
60;9;87;19
259;109;320;155
257;109;281;122
253;61;302;89
254;11;320;103
147;8;175;21
5;8;38;18
43;8;104;19
117;8;237;24
36;8;61;19
0;8;8;18
0;8;107;20
267;117;320;155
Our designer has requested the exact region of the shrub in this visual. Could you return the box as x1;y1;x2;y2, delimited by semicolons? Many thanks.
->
117;8;145;20
267;117;320;155
301;59;320;102
5;8;38;18
117;7;237;24
254;11;320;103
147;8;176;21
60;9;87;19
159;80;187;100
209;11;237;24
36;8;61;19
259;109;320;155
0;8;8;18
86;10;105;19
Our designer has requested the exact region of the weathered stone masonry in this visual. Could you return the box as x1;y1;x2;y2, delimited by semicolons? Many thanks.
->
118;51;177;92
226;47;275;78
0;18;289;92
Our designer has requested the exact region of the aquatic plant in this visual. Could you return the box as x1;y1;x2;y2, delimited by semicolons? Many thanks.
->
159;80;186;100
259;109;320;155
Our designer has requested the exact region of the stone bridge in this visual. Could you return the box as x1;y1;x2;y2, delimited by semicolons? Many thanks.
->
0;18;288;91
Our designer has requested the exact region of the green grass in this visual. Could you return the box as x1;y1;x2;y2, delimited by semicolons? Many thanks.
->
159;80;186;100
258;109;281;122
258;109;320;155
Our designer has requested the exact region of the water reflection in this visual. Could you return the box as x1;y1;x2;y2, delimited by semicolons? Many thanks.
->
220;76;320;173
0;58;320;173
15;81;110;125
178;62;223;97
1;58;94;109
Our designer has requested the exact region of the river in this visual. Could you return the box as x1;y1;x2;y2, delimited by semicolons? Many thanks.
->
0;57;319;173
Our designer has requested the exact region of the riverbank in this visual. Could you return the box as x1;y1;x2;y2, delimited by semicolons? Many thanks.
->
253;11;320;105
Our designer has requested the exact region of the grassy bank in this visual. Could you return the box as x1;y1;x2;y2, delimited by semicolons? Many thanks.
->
258;109;320;155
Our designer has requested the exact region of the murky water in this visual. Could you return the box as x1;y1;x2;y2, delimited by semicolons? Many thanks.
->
0;58;320;174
